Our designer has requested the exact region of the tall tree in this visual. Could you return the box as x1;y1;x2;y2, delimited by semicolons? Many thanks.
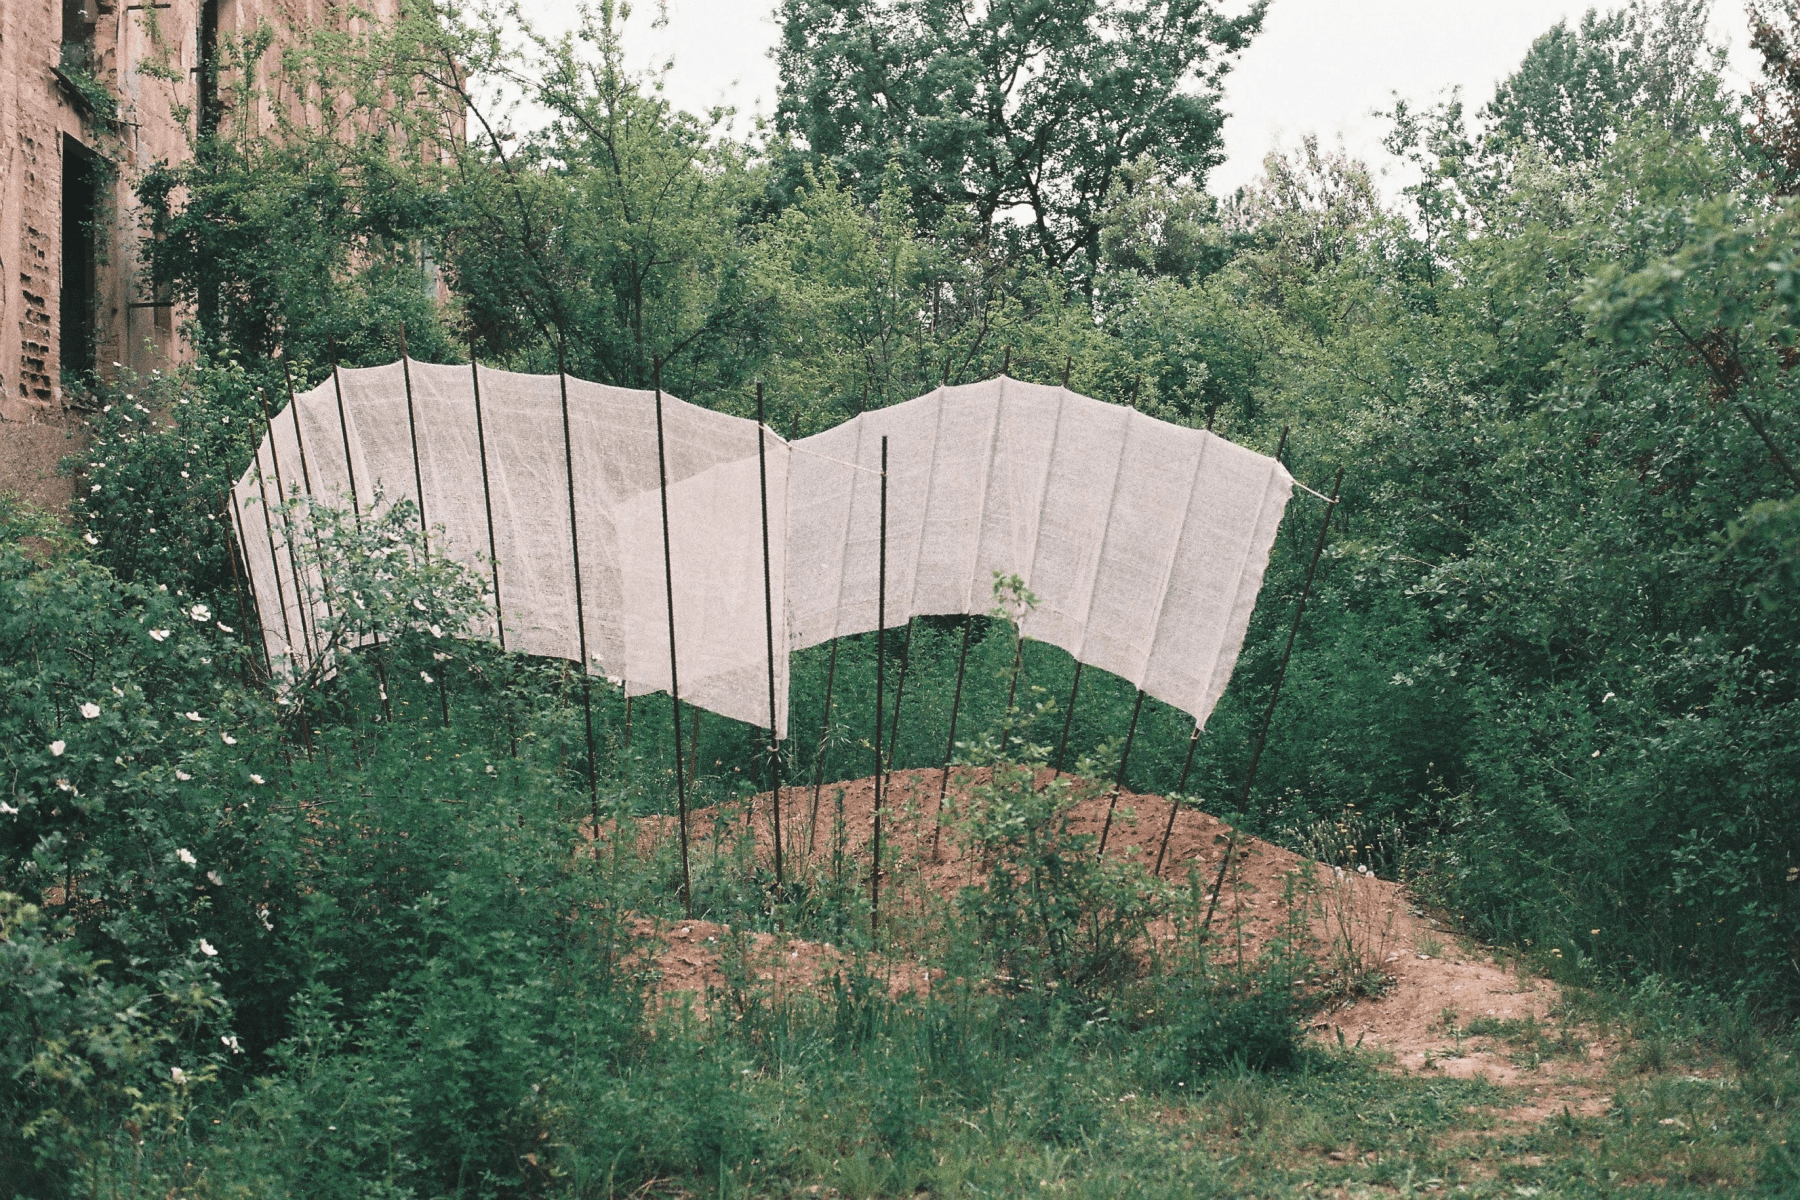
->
774;0;1264;273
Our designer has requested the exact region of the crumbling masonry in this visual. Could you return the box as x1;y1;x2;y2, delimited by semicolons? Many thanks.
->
0;0;394;422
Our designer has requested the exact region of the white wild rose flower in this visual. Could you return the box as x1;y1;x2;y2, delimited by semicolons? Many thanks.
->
148;629;170;642
249;774;265;785
177;848;197;865
175;769;192;780
221;732;237;745
49;740;65;757
189;604;211;622
79;702;101;719
170;1067;187;1084
199;939;218;957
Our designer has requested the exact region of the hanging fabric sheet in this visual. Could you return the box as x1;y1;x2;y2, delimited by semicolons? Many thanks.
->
785;376;1292;731
235;367;1288;740
231;361;789;735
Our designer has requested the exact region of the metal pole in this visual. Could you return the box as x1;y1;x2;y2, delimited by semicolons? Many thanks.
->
1095;688;1145;858
807;637;841;855
653;356;693;916
331;344;390;719
1061;356;1071;387
255;389;317;666
755;381;784;886
398;324;428;547
223;487;272;679
470;351;506;650
284;363;337;636
884;617;915;769
249;440;296;662
1003;635;1024;748
396;326;451;727
1154;723;1201;878
932;614;973;858
556;340;600;817
1052;660;1083;777
328;343;362;521
1204;467;1344;931
871;435;888;936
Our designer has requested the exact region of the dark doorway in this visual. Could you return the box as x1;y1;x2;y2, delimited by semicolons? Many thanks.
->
59;135;104;382
197;0;220;135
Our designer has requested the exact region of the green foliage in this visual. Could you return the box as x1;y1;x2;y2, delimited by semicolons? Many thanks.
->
137;12;464;364
774;0;1265;272
62;356;268;601
32;0;1800;1188
951;754;1163;998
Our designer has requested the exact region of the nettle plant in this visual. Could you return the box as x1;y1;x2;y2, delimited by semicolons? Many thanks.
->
265;489;492;698
945;573;1168;999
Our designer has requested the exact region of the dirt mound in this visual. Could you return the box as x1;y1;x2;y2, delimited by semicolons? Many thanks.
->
625;914;936;1020
624;767;1592;1093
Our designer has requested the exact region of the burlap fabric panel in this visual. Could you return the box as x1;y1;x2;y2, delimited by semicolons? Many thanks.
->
785;376;1292;731
233;361;787;734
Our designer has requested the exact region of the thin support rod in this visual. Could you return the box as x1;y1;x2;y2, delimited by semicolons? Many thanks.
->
1052;660;1083;777
329;343;385;714
884;617;915;769
932;614;973;859
1204;467;1345;931
557;340;600;817
255;388;317;666
249;441;296;661
653;356;693;916
871;435;888;936
224;487;273;679
807;637;841;855
1003;635;1025;748
328;345;361;521
1154;723;1202;878
470;352;506;650
1095;688;1145;859
397;326;451;727
398;324;428;545
756;382;784;887
284;363;337;635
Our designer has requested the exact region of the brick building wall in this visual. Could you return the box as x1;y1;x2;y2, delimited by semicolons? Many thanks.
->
0;0;400;426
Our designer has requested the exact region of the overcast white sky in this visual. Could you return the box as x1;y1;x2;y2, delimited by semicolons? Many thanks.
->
530;0;1762;197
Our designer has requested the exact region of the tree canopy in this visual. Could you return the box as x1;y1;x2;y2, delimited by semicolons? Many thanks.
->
773;0;1265;273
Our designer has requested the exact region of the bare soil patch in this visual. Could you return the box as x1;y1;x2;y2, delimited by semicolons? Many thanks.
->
620;767;1606;1100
